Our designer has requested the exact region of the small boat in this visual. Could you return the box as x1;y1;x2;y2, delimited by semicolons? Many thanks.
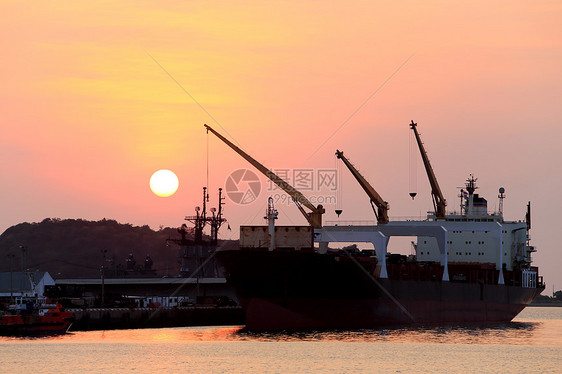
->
0;297;74;335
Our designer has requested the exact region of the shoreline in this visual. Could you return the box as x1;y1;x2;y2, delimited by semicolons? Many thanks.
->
67;306;245;331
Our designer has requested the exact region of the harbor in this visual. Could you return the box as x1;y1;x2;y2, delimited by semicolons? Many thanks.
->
1;121;547;333
1;1;560;372
52;277;243;331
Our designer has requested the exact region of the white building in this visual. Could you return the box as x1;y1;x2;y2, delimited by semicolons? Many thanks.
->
0;271;55;298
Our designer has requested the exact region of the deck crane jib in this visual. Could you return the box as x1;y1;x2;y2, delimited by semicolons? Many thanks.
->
204;124;325;228
409;121;447;220
335;150;389;224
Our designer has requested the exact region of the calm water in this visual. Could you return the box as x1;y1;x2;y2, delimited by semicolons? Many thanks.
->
1;307;561;373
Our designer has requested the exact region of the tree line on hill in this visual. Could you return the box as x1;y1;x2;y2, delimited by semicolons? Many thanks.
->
533;290;562;304
0;218;237;279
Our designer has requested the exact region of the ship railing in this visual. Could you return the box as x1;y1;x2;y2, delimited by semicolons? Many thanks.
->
522;269;538;288
326;214;507;226
326;216;429;226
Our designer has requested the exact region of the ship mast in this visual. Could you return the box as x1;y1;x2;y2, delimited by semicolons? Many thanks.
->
170;187;226;277
184;187;226;245
209;188;226;245
498;187;505;217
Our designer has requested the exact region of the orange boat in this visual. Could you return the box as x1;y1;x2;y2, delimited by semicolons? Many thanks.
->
0;298;74;335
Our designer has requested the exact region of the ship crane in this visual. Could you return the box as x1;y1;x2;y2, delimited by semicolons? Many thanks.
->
409;121;447;220
335;150;389;224
204;124;325;228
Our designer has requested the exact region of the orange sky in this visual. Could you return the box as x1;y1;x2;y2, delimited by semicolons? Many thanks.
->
1;1;561;290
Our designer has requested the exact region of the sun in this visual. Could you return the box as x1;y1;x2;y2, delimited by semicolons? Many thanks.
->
150;170;179;197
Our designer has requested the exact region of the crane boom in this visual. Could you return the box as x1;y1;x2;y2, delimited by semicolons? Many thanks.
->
204;124;325;228
409;121;446;219
336;150;389;224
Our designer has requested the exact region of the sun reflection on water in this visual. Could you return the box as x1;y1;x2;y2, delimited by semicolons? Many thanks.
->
1;320;560;346
1;308;561;373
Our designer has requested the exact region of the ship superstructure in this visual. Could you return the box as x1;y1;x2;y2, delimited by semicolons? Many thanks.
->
417;176;535;276
315;175;539;289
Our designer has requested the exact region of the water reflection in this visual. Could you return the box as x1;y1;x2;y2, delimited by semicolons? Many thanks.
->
235;321;541;345
2;307;561;347
0;322;544;345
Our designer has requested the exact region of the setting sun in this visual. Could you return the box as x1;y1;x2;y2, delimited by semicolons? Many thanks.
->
149;170;179;197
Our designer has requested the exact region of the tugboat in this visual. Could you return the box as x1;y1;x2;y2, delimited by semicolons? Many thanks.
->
0;297;74;335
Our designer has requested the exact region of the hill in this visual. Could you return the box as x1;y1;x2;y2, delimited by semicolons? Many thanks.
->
0;218;236;278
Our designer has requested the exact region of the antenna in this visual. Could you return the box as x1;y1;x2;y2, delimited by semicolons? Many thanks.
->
459;188;467;215
498;187;505;216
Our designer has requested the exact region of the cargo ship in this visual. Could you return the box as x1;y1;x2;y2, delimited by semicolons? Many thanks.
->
205;122;545;330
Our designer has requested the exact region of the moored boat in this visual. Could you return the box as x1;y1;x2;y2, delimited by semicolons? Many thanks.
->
0;297;74;335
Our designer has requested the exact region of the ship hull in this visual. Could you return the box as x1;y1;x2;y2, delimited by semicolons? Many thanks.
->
0;321;72;335
0;302;74;336
216;249;544;330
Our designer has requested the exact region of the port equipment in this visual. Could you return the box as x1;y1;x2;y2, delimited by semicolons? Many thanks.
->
183;187;226;245
409;121;447;219
204;124;325;228
335;150;389;224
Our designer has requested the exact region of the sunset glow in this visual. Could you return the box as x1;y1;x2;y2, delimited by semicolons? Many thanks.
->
0;1;561;289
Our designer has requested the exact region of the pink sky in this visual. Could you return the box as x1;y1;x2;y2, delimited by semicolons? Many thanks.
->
1;1;561;291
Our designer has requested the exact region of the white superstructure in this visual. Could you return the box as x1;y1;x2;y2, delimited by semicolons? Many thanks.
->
416;176;534;272
315;175;537;285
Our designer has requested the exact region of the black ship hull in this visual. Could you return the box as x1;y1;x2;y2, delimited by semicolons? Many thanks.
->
216;249;544;330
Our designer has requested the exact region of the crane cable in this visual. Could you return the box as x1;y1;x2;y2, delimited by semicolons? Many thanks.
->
335;153;343;216
409;128;417;199
206;129;210;199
